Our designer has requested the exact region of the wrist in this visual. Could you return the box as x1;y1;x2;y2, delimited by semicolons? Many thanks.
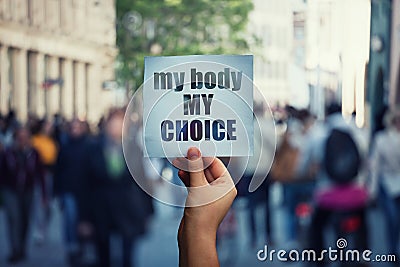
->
183;207;220;234
181;219;217;252
179;216;217;243
178;218;218;267
181;224;219;267
184;218;218;238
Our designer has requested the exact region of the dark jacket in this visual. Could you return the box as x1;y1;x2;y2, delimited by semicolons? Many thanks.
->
54;135;89;197
81;135;153;239
0;146;44;194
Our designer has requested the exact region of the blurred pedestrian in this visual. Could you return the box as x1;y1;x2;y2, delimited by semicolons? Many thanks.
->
370;107;400;259
31;118;58;175
82;109;153;267
53;113;69;147
308;103;369;266
271;107;316;246
5;110;20;132
0;127;45;264
235;102;275;247
0;114;13;150
54;118;90;266
31;118;58;244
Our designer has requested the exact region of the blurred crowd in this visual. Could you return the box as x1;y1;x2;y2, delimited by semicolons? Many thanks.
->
1;102;400;267
0;109;154;267
231;102;400;267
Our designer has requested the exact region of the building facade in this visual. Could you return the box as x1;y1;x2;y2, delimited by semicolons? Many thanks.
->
0;0;117;122
249;0;371;123
248;0;293;107
305;0;370;122
289;0;309;109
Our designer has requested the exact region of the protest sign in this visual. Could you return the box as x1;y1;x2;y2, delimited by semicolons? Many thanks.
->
143;55;253;157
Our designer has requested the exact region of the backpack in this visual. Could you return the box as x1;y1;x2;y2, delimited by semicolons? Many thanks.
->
324;128;361;183
270;132;300;183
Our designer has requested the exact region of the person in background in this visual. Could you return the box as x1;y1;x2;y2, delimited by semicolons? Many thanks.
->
53;113;69;147
0;115;13;150
54;119;90;267
280;108;316;246
82;109;153;267
370;107;400;261
0;127;45;264
5;110;20;133
308;103;369;266
31;118;58;174
270;107;315;246
31;119;58;244
235;102;275;247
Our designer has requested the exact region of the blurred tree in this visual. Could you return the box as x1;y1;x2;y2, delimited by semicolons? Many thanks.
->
116;0;255;91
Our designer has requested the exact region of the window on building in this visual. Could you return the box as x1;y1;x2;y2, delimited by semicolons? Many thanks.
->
278;62;283;79
60;0;66;32
4;0;12;21
282;62;287;80
266;61;272;79
0;1;4;19
294;27;304;40
27;0;33;25
276;62;281;79
261;26;269;46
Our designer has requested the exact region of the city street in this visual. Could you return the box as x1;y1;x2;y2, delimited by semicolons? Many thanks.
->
0;0;399;266
0;184;395;267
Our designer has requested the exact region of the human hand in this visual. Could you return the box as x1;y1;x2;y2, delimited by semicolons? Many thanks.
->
173;147;237;267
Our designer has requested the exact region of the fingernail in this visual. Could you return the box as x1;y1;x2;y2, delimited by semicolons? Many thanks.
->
188;147;199;160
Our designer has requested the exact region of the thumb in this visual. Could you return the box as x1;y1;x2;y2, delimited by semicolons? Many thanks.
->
187;147;208;187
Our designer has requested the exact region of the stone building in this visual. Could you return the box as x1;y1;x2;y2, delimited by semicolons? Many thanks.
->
248;0;293;107
305;0;370;122
0;0;117;122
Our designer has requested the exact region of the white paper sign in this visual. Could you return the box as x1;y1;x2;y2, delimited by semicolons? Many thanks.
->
143;55;253;157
